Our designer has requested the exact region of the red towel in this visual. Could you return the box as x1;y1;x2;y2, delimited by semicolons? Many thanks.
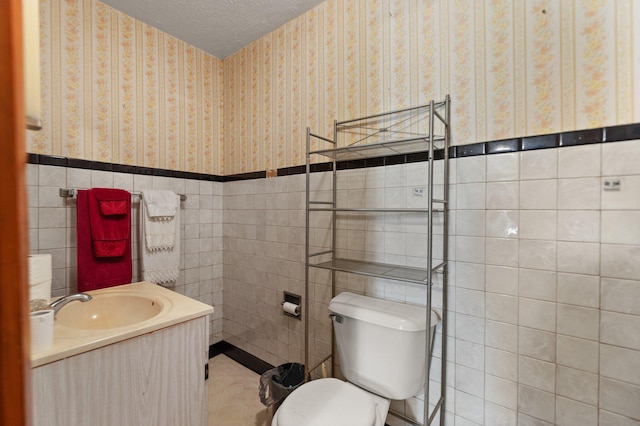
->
88;188;130;257
77;189;132;292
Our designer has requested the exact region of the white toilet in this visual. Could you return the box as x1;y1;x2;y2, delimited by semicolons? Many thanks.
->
272;291;440;426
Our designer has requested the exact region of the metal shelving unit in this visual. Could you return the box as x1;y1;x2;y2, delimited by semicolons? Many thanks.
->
304;96;450;426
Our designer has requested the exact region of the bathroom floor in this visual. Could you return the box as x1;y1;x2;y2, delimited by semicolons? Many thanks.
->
208;354;271;426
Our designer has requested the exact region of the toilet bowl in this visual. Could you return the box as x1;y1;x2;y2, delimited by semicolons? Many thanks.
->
271;378;390;426
272;292;440;426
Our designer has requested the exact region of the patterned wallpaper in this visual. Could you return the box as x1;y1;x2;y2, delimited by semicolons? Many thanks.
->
26;0;224;174
25;0;640;176
223;0;640;175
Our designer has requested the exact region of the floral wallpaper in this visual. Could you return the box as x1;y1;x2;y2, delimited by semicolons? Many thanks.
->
27;0;224;174
26;0;640;176
223;0;640;175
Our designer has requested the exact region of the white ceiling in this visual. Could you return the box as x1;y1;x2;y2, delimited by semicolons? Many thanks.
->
100;0;326;59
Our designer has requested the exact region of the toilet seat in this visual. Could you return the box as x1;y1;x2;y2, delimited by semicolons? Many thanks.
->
274;378;377;426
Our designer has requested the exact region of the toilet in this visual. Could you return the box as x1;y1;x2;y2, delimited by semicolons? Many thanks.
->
272;292;440;426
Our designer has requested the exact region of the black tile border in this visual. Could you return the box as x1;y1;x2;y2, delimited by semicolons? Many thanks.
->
209;341;274;375
27;122;640;183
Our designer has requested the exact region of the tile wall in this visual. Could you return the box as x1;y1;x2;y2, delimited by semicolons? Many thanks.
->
222;139;640;425
26;163;224;344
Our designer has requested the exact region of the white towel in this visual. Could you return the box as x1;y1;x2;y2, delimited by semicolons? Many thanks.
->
140;192;180;285
141;190;178;250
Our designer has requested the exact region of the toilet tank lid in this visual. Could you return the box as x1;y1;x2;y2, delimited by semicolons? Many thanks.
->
329;292;439;332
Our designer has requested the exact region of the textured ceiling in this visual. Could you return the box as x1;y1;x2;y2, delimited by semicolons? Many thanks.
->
100;0;326;59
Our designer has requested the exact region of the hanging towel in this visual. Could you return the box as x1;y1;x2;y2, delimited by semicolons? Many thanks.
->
140;190;179;250
89;188;131;257
77;189;132;292
140;191;180;285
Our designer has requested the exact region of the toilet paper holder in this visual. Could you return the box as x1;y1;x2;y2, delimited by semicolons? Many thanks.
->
282;291;301;320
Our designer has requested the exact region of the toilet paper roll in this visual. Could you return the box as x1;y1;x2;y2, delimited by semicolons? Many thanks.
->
282;302;300;316
30;309;54;353
28;254;52;301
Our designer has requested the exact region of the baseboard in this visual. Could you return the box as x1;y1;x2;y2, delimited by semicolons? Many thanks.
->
209;341;275;375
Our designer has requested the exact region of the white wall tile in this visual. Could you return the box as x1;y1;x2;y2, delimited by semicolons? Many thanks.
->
485;320;518;353
455;365;484;398
600;344;640;386
599;409;640;426
519;239;556;271
456;210;486;237
485;347;517;381
519;298;556;332
457;183;486;209
456;339;484;370
485;238;518;267
601;244;640;280
457;156;486;183
39;165;67;187
485;401;517;426
455;390;485;425
486;181;519;209
520;180;558;209
601;277;640;315
557;210;600;242
558;144;601;178
521;150;558;180
485;293;517;324
485;210;519;238
600;377;640;420
518;384;555;424
518;413;554;426
602;140;640;176
519;327;555;362
556;335;598;373
557;273;599;308
456;288;485;318
520;210;557;240
487;153;519;182
601;310;640;351
557;241;600;275
602;211;640;244
485;265;518;296
455;236;485;264
556;365;599;405
519;356;555;393
456;314;485;345
556;396;598;426
485;374;517;410
519;268;556;302
557;304;599;340
456;262;486;290
557;177;601;210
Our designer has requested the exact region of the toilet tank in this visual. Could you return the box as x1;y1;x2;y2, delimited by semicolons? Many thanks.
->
329;292;439;400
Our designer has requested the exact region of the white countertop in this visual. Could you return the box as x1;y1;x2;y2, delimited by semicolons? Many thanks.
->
31;281;213;368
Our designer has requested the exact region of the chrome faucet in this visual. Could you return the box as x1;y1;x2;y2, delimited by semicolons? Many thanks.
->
48;293;92;316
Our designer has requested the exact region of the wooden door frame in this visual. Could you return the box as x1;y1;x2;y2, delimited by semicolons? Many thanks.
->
0;0;32;424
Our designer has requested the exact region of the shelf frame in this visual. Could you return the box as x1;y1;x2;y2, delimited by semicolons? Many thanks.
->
304;96;450;426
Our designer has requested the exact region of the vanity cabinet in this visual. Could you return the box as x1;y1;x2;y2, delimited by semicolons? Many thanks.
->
32;317;209;426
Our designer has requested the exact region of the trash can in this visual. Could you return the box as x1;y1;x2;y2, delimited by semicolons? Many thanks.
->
259;362;305;408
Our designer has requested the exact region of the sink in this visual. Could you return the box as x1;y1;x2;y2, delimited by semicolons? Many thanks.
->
55;293;164;330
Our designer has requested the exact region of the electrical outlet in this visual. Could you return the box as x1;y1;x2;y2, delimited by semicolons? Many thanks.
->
603;179;621;191
412;187;424;197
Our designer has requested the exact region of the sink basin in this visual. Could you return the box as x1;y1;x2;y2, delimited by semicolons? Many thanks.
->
55;293;164;330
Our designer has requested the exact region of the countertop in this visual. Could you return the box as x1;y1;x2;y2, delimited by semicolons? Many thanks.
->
31;281;213;368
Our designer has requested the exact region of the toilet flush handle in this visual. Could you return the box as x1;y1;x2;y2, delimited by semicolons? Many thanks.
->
329;313;343;323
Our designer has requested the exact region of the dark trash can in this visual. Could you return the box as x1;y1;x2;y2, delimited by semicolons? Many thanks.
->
259;362;305;408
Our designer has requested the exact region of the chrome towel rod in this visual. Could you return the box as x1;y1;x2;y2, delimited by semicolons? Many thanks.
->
59;188;187;202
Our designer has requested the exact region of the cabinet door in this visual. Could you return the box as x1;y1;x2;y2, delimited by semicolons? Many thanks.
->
32;317;208;426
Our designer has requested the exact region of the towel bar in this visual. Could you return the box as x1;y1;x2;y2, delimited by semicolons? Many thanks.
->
59;188;187;202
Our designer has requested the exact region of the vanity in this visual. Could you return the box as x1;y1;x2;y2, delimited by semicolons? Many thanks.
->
30;282;213;426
